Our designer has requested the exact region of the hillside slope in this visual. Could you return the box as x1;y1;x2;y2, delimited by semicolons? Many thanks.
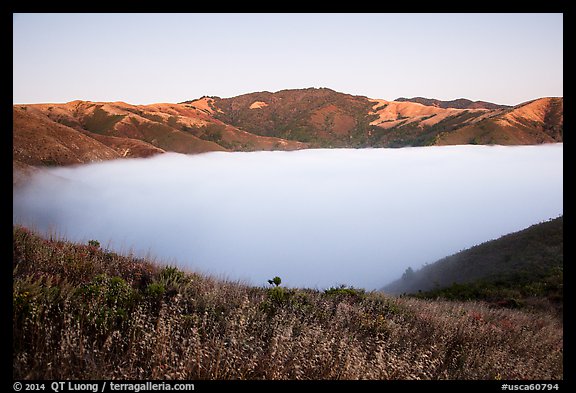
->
13;89;563;172
206;89;562;148
13;105;122;167
435;98;563;145
12;100;307;169
382;216;563;299
204;87;377;147
13;225;562;379
394;97;510;110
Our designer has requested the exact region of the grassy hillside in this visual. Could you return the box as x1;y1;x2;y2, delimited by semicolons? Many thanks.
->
13;106;121;167
12;100;306;172
435;98;563;146
208;90;562;149
13;92;563;175
210;88;378;147
382;217;563;313
13;226;562;380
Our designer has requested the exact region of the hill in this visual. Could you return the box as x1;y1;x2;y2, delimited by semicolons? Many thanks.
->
201;87;377;147
12;100;306;170
394;97;509;110
434;97;563;145
13;89;563;173
12;225;562;379
381;217;563;310
200;88;563;148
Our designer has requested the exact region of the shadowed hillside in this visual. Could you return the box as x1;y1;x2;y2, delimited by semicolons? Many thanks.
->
382;216;563;312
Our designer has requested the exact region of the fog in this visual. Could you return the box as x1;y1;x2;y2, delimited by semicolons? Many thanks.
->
13;144;563;290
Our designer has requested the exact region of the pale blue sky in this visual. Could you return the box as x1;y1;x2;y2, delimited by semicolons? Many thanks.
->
13;13;563;105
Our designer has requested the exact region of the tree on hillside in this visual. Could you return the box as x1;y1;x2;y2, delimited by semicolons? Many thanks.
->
402;267;414;281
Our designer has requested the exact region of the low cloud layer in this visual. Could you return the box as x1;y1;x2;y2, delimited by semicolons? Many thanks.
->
13;145;563;290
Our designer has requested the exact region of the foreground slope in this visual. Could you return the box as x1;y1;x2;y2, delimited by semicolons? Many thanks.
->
13;226;562;380
382;217;563;302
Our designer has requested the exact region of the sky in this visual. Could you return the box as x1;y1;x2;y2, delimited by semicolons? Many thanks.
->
13;145;563;290
13;13;563;106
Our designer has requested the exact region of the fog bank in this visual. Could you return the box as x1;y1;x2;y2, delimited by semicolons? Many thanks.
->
13;145;563;290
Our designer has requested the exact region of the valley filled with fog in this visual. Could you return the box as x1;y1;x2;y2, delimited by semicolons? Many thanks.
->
13;144;563;290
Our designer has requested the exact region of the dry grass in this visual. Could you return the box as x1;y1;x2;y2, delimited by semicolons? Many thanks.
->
13;226;563;380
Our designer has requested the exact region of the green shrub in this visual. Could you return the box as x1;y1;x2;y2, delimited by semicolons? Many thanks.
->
267;286;286;303
157;266;186;289
87;240;100;249
323;284;365;300
145;282;165;300
74;274;136;334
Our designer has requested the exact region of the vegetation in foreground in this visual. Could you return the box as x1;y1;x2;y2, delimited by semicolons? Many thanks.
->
13;226;562;380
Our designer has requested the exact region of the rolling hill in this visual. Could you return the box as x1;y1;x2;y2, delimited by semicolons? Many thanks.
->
13;88;563;175
13;100;305;167
434;97;563;145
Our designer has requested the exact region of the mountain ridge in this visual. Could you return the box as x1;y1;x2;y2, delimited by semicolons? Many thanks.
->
13;88;563;175
394;96;510;110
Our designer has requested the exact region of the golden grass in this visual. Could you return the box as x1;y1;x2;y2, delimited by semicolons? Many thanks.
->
13;226;562;380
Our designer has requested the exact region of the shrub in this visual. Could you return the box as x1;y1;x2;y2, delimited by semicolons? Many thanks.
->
324;284;365;300
74;275;137;334
267;286;287;304
145;283;166;299
87;240;100;249
156;265;186;293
